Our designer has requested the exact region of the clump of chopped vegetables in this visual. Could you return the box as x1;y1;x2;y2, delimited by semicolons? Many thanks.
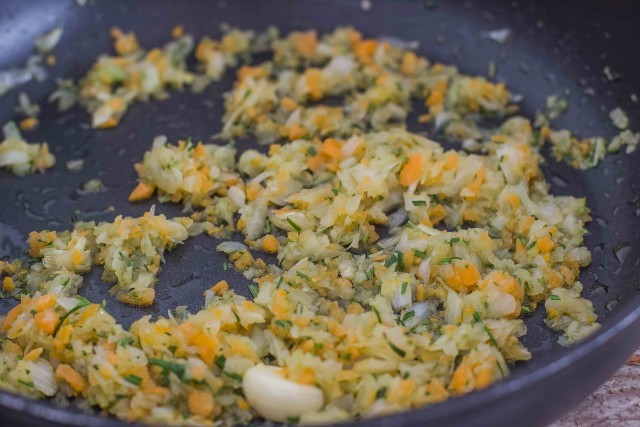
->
0;26;612;426
0;122;55;175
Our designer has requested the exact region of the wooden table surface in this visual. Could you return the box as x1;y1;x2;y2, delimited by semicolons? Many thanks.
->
551;350;640;426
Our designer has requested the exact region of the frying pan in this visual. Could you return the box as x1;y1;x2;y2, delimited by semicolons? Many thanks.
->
1;0;639;426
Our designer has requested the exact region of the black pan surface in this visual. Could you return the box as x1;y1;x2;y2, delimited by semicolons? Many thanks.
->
1;1;639;426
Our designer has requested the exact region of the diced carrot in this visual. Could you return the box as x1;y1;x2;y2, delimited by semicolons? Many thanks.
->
56;325;73;347
19;117;39;132
112;31;140;55
128;182;156;202
306;154;324;172
245;182;261;201
23;347;43;362
269;144;281;155
2;302;25;331
449;363;473;394
272;289;290;319
71;249;84;266
35;310;59;335
98;118;118;129
107;97;124;111
193;143;207;159
536;236;555;253
2;277;15;292
171;25;184;39
280;96;298;111
188;389;214;417
400;51;419;75
293;316;310;327
320;138;343;161
354;39;377;64
305;68;323;100
211;280;229;295
426;90;444;107
399;153;424;186
193;333;217;364
237;397;250;411
35;294;57;312
444;152;458;170
475;367;492;388
262;235;280;253
287;123;307;140
237;66;267;81
296;368;316;385
416;284;427;302
428;204;447;225
345;28;362;44
505;194;521;210
294;31;318;58
55;364;86;392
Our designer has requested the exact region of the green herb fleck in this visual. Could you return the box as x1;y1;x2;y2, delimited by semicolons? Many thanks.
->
371;305;382;323
123;374;142;385
248;284;259;298
53;296;92;337
286;218;302;232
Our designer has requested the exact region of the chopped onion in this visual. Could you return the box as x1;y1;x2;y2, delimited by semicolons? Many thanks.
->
35;27;63;53
216;241;248;254
417;258;431;282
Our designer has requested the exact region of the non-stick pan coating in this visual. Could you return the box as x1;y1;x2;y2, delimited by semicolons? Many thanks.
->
1;1;639;426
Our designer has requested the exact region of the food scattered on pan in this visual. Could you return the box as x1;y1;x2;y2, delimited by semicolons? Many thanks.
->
0;26;62;96
0;121;55;175
0;24;631;425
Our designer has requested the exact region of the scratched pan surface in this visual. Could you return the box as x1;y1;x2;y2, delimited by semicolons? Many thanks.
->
1;0;640;426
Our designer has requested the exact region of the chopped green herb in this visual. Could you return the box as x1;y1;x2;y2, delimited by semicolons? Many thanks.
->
401;282;408;294
286;218;302;232
248;284;259;298
223;371;242;381
296;271;309;281
117;336;135;348
472;311;500;348
412;200;427;206
307;146;318;156
53;296;92;337
549;294;561;301
275;319;293;328
214;355;226;370
439;256;462;265
448;237;460;246
402;310;415;322
123;374;142;385
18;379;33;387
376;386;387;399
386;339;406;357
365;268;374;281
414;249;428;259
148;358;186;380
526;240;537;250
371;305;382;323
